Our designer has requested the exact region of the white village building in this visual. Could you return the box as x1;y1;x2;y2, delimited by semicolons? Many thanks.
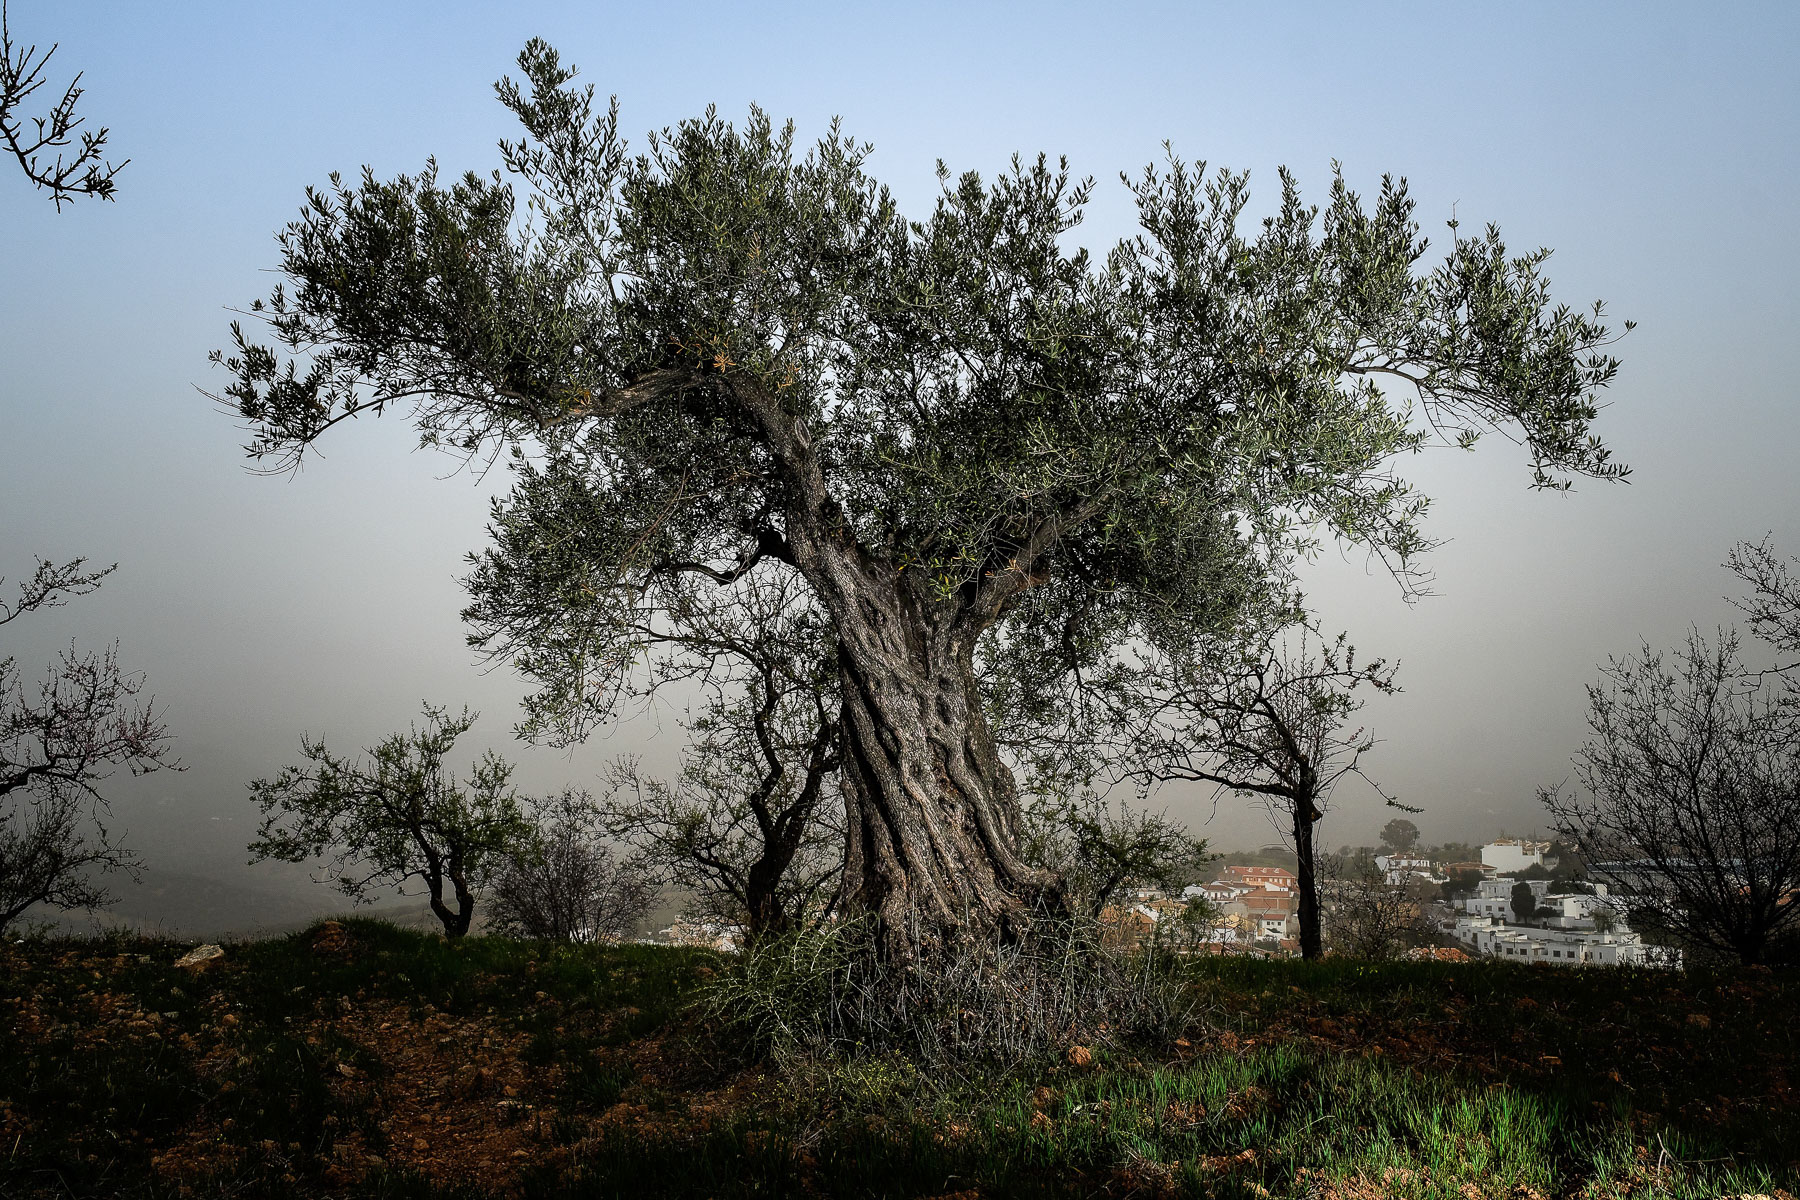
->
1481;838;1555;875
1181;881;1242;907
1374;853;1443;887
1452;878;1680;968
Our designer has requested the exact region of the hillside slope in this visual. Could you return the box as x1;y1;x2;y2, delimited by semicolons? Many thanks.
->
2;921;1794;1198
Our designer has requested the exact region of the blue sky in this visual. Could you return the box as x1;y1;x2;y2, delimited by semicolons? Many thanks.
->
3;2;1797;928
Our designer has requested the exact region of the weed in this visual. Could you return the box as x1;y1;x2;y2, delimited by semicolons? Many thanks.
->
705;915;1193;1070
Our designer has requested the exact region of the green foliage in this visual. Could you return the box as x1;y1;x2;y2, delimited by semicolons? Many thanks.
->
248;705;532;937
1439;867;1484;902
1381;817;1420;853
1510;880;1541;925
1211;846;1301;874
212;40;1630;750
4;927;1797;1199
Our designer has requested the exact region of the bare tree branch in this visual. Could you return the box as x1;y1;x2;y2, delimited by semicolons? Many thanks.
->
0;1;126;208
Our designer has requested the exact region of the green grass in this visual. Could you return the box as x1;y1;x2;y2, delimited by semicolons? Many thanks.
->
535;1047;1790;1199
2;920;1795;1199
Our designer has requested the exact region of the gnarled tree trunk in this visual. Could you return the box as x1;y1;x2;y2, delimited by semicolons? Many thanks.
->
748;384;1071;963
800;541;1065;962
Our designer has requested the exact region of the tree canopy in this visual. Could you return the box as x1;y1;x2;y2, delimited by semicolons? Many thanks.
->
248;705;531;938
1381;818;1421;854
214;40;1627;956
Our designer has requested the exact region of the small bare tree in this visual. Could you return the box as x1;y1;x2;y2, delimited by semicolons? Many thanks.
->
1018;790;1209;922
1134;624;1404;959
1319;853;1428;960
489;787;654;941
1;1;125;206
1542;628;1800;965
1;558;176;932
1727;535;1800;669
248;705;532;939
585;575;844;944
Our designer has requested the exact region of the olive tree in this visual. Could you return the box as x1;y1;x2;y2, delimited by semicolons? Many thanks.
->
1;1;125;206
1;558;176;932
248;705;532;938
212;41;1627;961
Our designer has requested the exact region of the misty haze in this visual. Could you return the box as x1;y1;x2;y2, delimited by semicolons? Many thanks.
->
4;3;1797;1197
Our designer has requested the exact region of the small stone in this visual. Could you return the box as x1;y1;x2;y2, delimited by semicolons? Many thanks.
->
173;945;224;972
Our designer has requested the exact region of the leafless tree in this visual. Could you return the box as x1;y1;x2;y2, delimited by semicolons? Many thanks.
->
1542;628;1800;965
1;558;176;931
1;1;125;207
1319;853;1429;960
1728;536;1800;674
1017;790;1208;922
489;787;654;941
583;574;843;944
1132;624;1404;959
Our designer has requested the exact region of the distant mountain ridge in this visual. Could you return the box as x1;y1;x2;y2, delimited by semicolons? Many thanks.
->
14;865;444;941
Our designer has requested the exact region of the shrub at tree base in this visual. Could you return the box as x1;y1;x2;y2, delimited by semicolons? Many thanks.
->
704;915;1192;1070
